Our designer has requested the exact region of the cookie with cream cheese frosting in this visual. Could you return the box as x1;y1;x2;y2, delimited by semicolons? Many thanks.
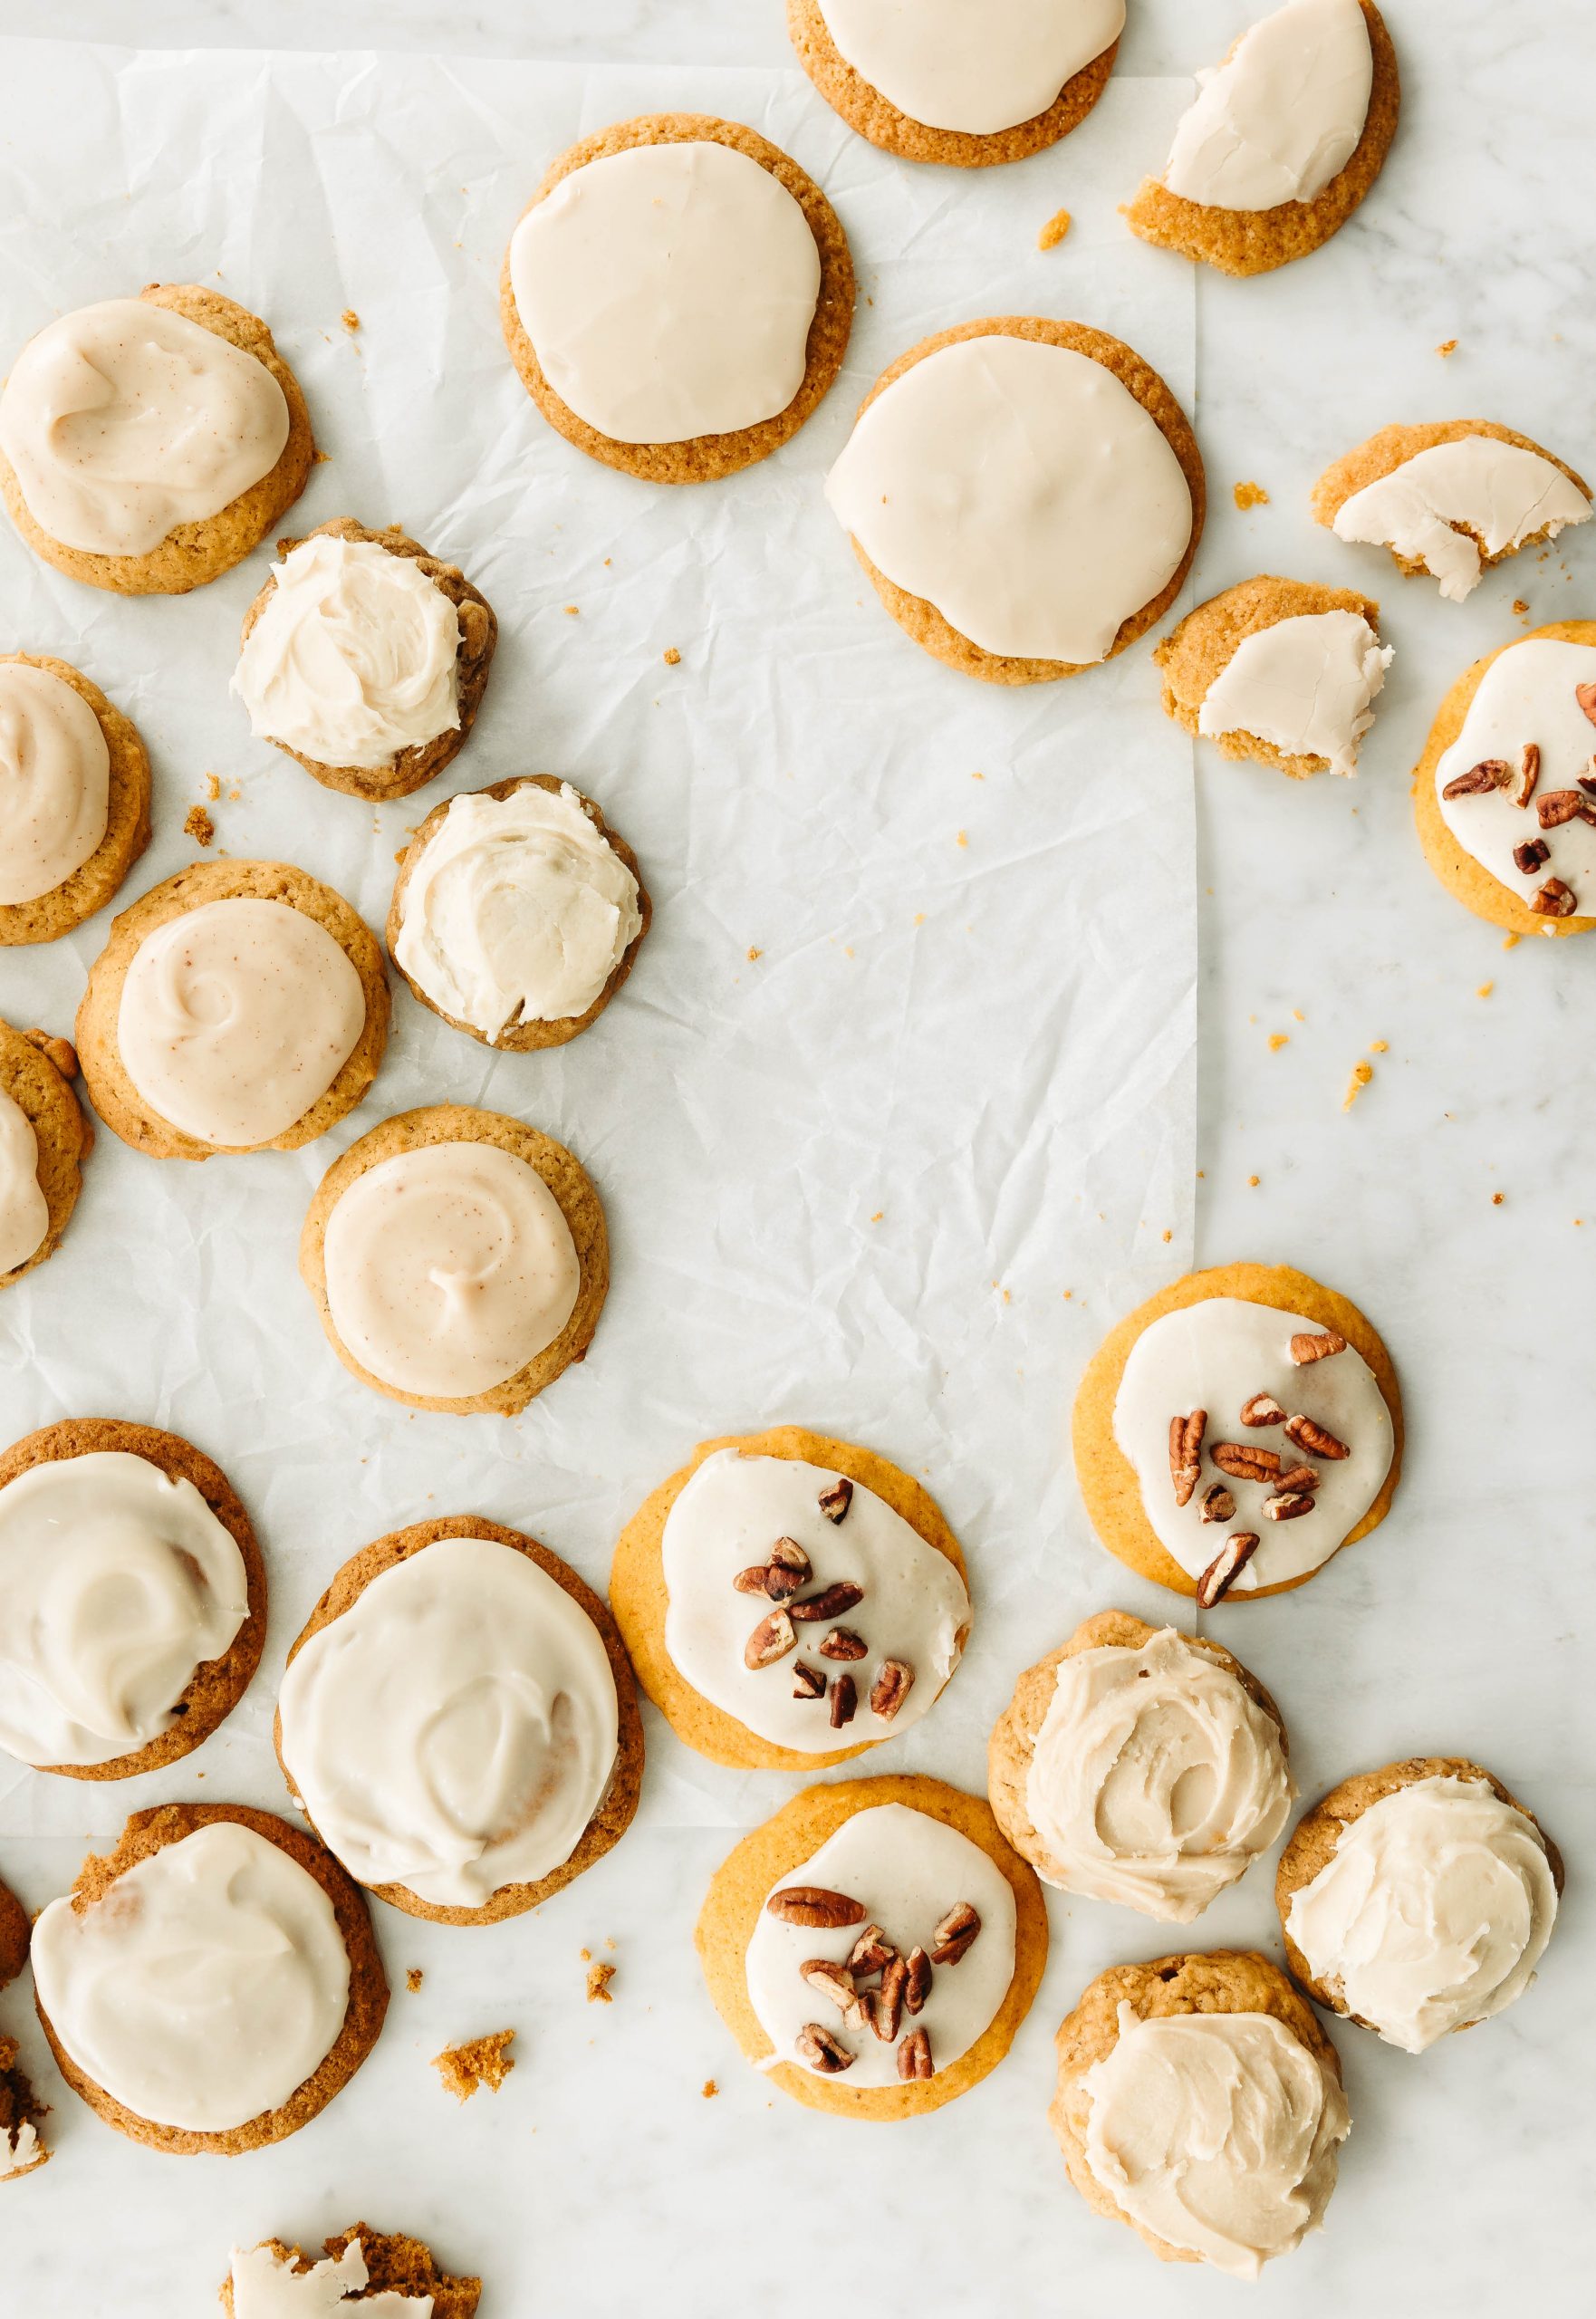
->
0;2035;47;2182
0;1020;90;1288
223;2227;481;2317
0;655;151;946
1154;576;1389;778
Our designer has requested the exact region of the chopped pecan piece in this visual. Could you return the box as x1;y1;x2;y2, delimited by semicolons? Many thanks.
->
904;1947;932;2014
1210;1441;1281;1483
829;1673;858;1729
1168;1410;1206;1506
870;1659;915;1719
792;1660;824;1700
1284;1413;1350;1461
1536;789;1587;829
1290;1331;1346;1365
795;2023;854;2074
1277;1463;1320;1494
765;1886;866;1929
870;1954;909;2043
1442;759;1512;798
791;1580;865;1622
1198;1483;1235;1525
1514;837;1552;875
1580;774;1596;799
800;1958;868;2029
1532;878;1578;918
764;1537;812;1598
1197;1532;1259;1609
1264;1491;1315;1522
734;1565;773;1594
898;2027;934;2082
744;1610;796;1669
1576;679;1596;726
847;1924;896;1977
818;1477;854;1524
1240;1392;1286;1428
930;1902;980;1966
1514;743;1541;809
818;1626;867;1661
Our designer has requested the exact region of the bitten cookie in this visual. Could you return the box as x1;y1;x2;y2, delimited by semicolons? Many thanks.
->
611;1427;972;1771
1124;0;1399;277
988;1611;1293;1919
0;655;152;945
0;1021;90;1288
30;1802;387;2155
236;519;499;802
299;1104;608;1416
275;1514;642;1925
1313;420;1591;601
1050;1951;1348;2276
75;859;389;1160
786;0;1122;168
0;1879;27;1990
1154;577;1389;778
825;317;1203;684
224;2226;481;2317
1072;1263;1402;1603
1277;1756;1562;2053
502;113;853;484
388;775;650;1049
0;285;312;593
0;1418;264;1779
0;2035;47;2182
1413;621;1596;937
697;1773;1047;2119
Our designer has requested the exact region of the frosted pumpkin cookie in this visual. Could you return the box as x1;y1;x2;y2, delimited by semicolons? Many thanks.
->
825;317;1202;684
0;285;312;594
611;1428;971;1771
300;1104;607;1416
0;1020;89;1288
1277;1757;1562;2054
0;1879;26;1990
0;655;151;945
0;2035;47;2183
236;520;499;803
1072;1263;1401;1603
31;1802;386;2154
786;0;1122;168
1314;421;1591;601
389;776;649;1049
502;114;853;484
1051;1951;1348;2276
1124;0;1399;278
224;2228;481;2316
276;1515;642;1925
697;1774;1046;2118
988;1612;1293;1920
0;1419;263;1778
75;859;389;1160
1154;577;1390;778
1414;622;1596;936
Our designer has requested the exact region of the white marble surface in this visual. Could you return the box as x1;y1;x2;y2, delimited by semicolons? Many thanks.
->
0;4;1592;2314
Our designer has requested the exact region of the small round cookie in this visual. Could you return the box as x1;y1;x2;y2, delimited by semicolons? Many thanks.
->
611;1427;972;1772
30;1802;387;2156
0;1021;90;1288
501;113;853;484
0;2035;47;2182
1414;621;1596;938
825;316;1203;685
1313;420;1591;602
988;1611;1293;1920
786;0;1122;168
388;775;650;1050
299;1103;608;1417
236;519;499;803
1124;0;1399;278
0;655;152;945
75;859;389;1161
0;1418;264;1779
1154;577;1390;779
1276;1756;1563;2054
224;2227;481;2318
697;1773;1047;2120
1072;1262;1402;1603
1050;1950;1348;2276
0;284;313;594
275;1514;642;1925
0;1879;27;1990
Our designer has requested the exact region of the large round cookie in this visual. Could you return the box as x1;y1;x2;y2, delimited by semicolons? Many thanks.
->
0;655;152;946
222;2228;481;2318
0;1023;90;1290
1153;576;1385;780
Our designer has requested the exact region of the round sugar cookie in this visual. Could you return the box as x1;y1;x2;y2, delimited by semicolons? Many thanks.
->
0;1022;90;1289
0;655;152;946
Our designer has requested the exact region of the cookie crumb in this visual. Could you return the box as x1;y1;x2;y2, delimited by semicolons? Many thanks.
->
1267;1032;1289;1052
1436;338;1457;357
586;1960;616;2005
184;804;215;848
1343;1060;1373;1110
1368;1038;1389;1054
341;309;361;333
956;829;968;848
870;1209;883;1222
1491;1191;1505;1207
1233;481;1270;511
1476;981;1494;998
406;1968;424;1994
563;604;579;616
1037;207;1072;250
662;646;681;665
701;2079;718;2099
745;945;762;961
432;2028;514;2102
1246;1174;1260;1188
204;772;220;802
1502;932;1522;951
1513;598;1530;616
1160;1227;1172;1243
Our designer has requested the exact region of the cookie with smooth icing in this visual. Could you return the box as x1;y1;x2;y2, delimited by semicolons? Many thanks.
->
0;655;152;945
299;1103;608;1416
0;1879;27;1990
387;775;650;1050
501;113;853;484
0;284;313;594
825;316;1203;684
1072;1262;1402;1601
697;1772;1047;2120
0;2035;48;2182
222;2226;481;2317
0;1022;90;1288
786;0;1121;168
236;520;499;803
1124;0;1399;277
274;1513;642;1925
1154;577;1389;778
31;1801;386;2156
75;859;389;1161
611;1427;971;1772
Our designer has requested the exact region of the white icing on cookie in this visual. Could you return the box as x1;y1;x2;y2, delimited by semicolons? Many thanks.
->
1162;0;1372;212
0;1088;48;1276
1198;610;1391;775
816;0;1123;136
1333;437;1591;601
0;662;111;905
1432;637;1596;914
229;2239;433;2317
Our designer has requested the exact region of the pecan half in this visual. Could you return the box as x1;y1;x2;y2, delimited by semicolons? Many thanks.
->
870;1660;915;1719
1514;743;1541;809
1277;1463;1321;1494
1264;1491;1315;1522
1576;679;1596;726
904;1947;932;2015
1211;1441;1281;1483
1168;1410;1206;1507
795;2023;854;2074
1290;1330;1346;1365
829;1673;858;1730
848;1925;896;1977
801;1958;868;2029
745;1610;796;1669
1197;1532;1259;1609
765;1886;866;1929
792;1660;825;1700
1536;789;1587;829
870;1954;909;2043
817;1477;854;1524
930;1902;980;1966
764;1537;812;1599
1240;1391;1287;1428
1284;1413;1350;1461
1514;837;1552;875
1198;1483;1235;1525
791;1580;865;1622
1442;759;1512;798
818;1627;867;1661
1532;878;1578;918
898;2027;934;2082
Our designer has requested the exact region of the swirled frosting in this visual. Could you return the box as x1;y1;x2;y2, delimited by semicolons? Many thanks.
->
393;783;642;1036
0;1088;48;1276
0;1449;249;1766
322;1140;580;1399
0;297;289;557
234;534;461;771
230;2240;432;2316
1285;1774;1558;2053
816;0;1124;136
30;1820;351;2132
1082;2003;1349;2276
1162;0;1372;212
1333;438;1591;602
278;1536;619;1908
0;662;110;905
1025;1629;1293;1920
116;896;366;1147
